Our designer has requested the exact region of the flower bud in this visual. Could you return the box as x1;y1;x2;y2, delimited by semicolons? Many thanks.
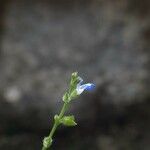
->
43;137;52;148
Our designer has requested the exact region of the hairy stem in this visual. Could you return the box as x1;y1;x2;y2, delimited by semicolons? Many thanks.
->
42;102;68;150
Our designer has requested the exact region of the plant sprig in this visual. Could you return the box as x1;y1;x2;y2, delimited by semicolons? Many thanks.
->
42;72;95;150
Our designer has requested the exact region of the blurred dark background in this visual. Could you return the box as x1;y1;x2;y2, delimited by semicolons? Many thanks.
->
0;0;150;149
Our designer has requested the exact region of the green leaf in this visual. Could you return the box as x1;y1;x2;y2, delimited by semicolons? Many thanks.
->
60;115;77;126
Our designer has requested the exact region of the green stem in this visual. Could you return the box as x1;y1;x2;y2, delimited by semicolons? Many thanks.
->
59;102;68;118
42;146;48;150
42;102;68;150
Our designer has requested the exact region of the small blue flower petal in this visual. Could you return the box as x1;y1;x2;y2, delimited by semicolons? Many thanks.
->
76;86;84;95
83;83;95;91
76;82;95;95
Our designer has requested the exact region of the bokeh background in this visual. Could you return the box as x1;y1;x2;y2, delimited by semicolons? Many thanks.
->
0;0;150;149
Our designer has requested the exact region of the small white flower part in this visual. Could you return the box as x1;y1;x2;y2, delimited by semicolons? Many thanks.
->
76;77;95;95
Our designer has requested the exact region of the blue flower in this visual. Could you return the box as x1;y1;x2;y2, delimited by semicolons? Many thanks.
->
76;77;95;95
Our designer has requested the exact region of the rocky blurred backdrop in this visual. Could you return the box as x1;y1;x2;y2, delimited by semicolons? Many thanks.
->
0;0;150;149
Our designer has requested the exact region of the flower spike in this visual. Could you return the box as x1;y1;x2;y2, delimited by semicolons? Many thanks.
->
42;72;95;150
